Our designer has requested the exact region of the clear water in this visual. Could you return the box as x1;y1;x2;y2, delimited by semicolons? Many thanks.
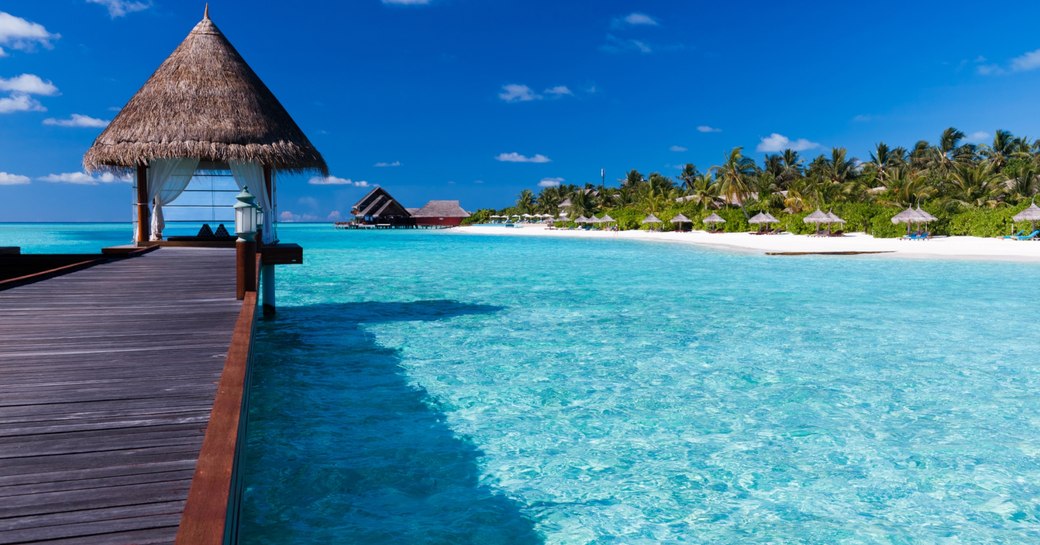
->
6;224;1038;543
237;226;1040;544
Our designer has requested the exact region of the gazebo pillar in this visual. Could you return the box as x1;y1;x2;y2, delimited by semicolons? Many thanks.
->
261;165;276;315
135;165;149;244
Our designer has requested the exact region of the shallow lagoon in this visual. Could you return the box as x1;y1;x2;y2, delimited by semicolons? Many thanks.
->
234;226;1040;544
13;222;1032;544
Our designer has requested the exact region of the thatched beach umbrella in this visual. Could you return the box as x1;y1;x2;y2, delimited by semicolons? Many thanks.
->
670;213;693;231
748;211;779;233
802;209;831;234
703;212;726;232
1013;201;1040;231
599;214;615;228
891;206;920;234
641;214;662;225
826;210;846;225
84;8;327;244
915;206;937;223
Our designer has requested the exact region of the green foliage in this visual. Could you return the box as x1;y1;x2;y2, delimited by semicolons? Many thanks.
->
947;207;1018;237
462;208;494;226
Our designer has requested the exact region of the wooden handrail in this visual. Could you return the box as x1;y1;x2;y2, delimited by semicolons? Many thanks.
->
175;287;258;545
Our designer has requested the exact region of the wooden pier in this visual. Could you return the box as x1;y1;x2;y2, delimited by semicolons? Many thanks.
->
0;248;243;545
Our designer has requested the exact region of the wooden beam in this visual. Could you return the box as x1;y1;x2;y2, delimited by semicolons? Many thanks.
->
136;165;149;244
174;290;256;545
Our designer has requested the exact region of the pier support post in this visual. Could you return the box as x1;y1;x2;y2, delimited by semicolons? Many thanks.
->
261;264;275;316
235;239;256;300
135;165;149;244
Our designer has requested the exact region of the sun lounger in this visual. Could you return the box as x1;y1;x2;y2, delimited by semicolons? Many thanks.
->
1015;230;1040;241
1004;230;1026;239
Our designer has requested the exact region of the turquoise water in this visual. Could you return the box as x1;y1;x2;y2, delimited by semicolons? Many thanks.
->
6;224;1039;543
237;226;1040;544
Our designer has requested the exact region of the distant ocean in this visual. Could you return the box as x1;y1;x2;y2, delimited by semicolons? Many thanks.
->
6;224;1040;543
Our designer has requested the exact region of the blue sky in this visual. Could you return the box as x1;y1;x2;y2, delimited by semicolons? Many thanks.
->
5;1;1040;221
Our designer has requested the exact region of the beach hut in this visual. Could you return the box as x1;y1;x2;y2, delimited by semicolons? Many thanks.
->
826;211;846;235
641;214;662;230
83;7;326;313
703;213;726;232
670;213;693;232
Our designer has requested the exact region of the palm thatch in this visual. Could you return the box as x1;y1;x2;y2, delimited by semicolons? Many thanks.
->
748;212;779;224
915;206;937;222
802;209;831;224
1014;202;1040;222
412;200;470;218
670;213;692;224
702;213;726;224
599;214;615;223
84;11;327;174
891;207;919;224
826;211;846;224
641;214;662;224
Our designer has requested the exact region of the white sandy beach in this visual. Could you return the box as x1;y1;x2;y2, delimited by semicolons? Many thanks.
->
454;224;1040;262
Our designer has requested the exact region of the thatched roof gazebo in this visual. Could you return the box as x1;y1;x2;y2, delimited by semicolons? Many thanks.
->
84;7;327;245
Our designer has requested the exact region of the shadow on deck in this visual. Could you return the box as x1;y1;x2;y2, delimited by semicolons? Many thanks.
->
237;300;543;545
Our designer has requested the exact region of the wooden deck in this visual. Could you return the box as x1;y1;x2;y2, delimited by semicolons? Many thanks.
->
0;248;241;545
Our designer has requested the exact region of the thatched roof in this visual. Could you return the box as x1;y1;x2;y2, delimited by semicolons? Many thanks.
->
703;213;726;224
803;209;830;224
826;211;846;224
599;214;615;223
670;213;692;223
891;206;919;224
1014;202;1040;222
84;11;327;174
915;206;937;222
352;187;410;219
412;200;470;218
641;214;662;224
748;212;779;224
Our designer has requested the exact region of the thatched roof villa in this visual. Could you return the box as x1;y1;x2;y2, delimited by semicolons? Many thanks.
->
412;200;470;227
84;6;326;245
348;188;470;228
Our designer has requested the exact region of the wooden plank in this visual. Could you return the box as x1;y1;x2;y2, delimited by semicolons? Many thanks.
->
0;248;241;544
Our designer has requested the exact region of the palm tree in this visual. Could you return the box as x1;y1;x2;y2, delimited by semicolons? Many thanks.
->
712;147;758;214
678;164;699;192
515;189;534;214
947;163;1005;209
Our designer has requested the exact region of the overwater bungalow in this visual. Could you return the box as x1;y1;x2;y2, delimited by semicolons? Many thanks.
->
351;187;414;227
412;200;471;227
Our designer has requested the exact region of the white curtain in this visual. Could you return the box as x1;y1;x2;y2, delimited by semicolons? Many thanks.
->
146;158;199;241
229;161;277;243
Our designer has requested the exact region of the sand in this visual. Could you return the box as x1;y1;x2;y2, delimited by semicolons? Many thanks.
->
452;224;1040;262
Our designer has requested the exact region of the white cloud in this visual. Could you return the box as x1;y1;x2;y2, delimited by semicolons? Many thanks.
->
852;114;873;122
0;12;59;53
669;145;687;152
308;175;370;187
756;133;821;153
499;83;576;102
278;210;321;222
696;125;721;133
966;131;990;143
0;74;59;96
499;84;538;103
0;171;30;185
473;179;485;184
0;94;44;114
496;152;551;163
382;0;431;4
601;34;652;54
544;85;573;97
39;171;131;185
614;13;659;27
538;177;564;188
86;0;152;18
374;160;402;167
43;113;109;128
1011;49;1040;72
327;210;342;221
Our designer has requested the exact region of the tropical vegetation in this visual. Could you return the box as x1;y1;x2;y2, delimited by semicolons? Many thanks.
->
469;128;1040;237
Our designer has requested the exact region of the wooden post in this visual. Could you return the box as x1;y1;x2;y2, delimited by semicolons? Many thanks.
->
136;165;149;244
235;239;256;300
262;165;274;243
261;264;275;316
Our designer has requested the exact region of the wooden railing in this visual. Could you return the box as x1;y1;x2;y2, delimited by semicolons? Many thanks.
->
174;257;261;545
